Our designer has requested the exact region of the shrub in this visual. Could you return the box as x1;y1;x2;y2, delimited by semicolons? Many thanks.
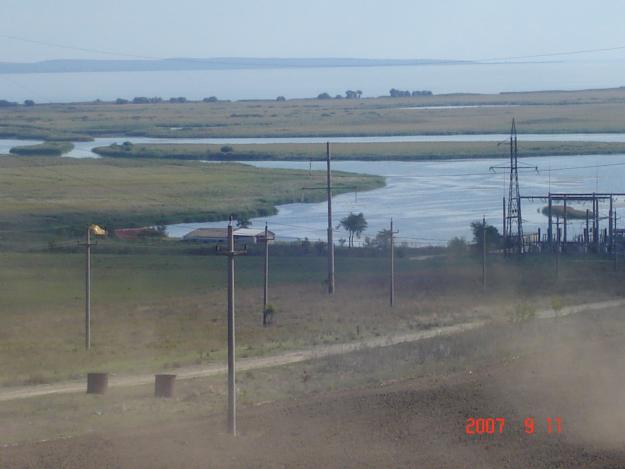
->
447;237;468;257
220;145;234;153
510;303;537;323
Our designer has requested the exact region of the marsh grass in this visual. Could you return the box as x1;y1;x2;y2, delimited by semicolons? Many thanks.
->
94;140;625;162
1;88;625;141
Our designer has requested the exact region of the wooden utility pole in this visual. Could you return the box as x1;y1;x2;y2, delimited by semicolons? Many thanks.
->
555;216;560;279
614;210;618;271
217;221;246;435
263;222;269;325
482;216;486;290
547;193;553;245
85;227;92;351
563;197;567;253
389;219;398;307
586;209;590;249
81;224;105;350
326;142;335;295
502;197;506;255
609;196;614;253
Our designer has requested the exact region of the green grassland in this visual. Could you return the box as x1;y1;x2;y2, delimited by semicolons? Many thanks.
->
2;88;625;140
0;248;622;388
0;156;383;245
94;140;625;161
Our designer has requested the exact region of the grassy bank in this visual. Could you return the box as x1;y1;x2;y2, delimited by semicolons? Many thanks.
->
0;156;383;245
2;88;625;140
94;140;625;161
9;141;74;156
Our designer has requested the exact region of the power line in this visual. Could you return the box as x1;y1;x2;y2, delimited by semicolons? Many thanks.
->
545;161;625;172
475;45;625;63
3;33;625;67
0;34;158;60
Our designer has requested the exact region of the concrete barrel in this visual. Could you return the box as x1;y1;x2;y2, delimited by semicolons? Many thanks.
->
86;372;108;394
155;374;176;398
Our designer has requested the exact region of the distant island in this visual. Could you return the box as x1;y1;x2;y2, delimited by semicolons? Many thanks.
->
0;57;472;74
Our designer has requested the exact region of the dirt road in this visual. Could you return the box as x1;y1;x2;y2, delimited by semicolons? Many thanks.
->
4;304;625;468
2;299;622;403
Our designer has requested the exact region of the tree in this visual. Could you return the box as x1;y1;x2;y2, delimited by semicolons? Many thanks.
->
276;96;286;101
339;212;368;247
115;98;129;104
236;216;252;228
23;99;35;107
374;228;393;248
203;96;218;102
220;145;234;153
389;88;410;98
317;92;332;100
470;220;502;254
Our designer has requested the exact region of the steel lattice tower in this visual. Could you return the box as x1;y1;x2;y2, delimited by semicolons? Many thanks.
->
505;119;523;254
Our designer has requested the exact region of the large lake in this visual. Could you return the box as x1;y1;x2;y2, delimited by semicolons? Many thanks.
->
2;60;624;103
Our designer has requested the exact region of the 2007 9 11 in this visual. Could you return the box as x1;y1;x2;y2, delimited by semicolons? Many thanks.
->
465;417;561;435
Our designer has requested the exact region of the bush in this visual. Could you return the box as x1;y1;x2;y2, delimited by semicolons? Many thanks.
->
551;296;564;317
510;303;537;323
203;96;218;103
447;237;468;257
220;145;234;153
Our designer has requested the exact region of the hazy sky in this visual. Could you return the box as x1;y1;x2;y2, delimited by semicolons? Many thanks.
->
2;0;625;62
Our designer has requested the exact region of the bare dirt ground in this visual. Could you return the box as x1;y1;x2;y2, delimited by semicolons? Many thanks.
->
4;306;625;468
